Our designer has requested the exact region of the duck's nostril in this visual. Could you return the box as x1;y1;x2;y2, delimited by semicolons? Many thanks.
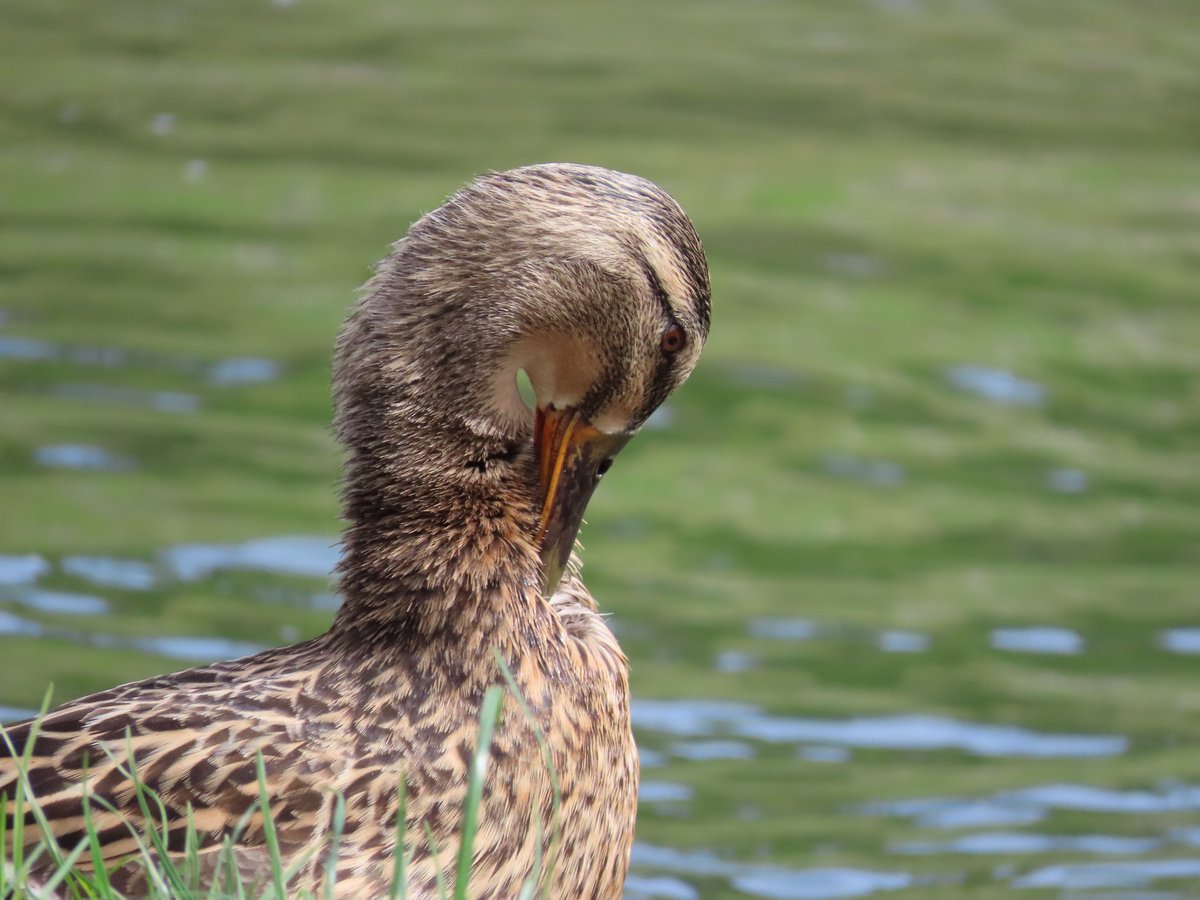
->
596;458;614;478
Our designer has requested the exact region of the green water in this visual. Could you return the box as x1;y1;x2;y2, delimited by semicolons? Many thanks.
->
2;1;1200;896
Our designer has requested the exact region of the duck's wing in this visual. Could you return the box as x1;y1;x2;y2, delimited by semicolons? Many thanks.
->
0;647;342;880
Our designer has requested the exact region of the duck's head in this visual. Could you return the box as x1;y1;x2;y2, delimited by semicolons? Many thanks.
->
336;164;710;597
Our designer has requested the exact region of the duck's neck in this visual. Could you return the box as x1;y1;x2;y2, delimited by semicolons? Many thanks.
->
328;276;547;647
329;422;544;647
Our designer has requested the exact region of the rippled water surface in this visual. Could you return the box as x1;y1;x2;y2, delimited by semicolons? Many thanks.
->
4;298;1200;898
3;3;1200;893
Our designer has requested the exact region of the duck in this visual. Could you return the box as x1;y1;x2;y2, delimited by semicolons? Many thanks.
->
0;163;711;898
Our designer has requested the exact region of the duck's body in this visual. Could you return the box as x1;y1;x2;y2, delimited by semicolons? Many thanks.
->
9;574;632;896
1;164;710;897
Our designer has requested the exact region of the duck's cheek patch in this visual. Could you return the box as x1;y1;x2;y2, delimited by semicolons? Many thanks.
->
501;334;601;415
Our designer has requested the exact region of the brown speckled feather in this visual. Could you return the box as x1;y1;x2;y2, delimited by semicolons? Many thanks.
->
1;163;709;898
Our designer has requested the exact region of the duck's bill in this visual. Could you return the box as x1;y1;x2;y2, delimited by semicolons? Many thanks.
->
535;406;630;597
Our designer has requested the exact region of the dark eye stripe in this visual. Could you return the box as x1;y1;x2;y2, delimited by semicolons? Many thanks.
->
640;259;673;321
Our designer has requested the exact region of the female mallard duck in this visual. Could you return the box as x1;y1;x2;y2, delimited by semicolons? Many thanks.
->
0;164;710;897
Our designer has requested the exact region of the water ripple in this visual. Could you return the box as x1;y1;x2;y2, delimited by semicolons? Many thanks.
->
669;739;755;761
1012;858;1200;890
12;589;108;616
0;554;49;586
162;535;341;581
624;874;699;900
990;626;1084;656
631;699;1127;758
35;444;134;471
862;781;1200;828
62;556;157;591
631;843;913;899
1159;628;1200;655
209;357;282;386
54;383;200;414
893;832;1160;856
947;365;1047;406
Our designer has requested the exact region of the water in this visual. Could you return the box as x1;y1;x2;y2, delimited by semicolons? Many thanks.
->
149;112;175;136
0;611;45;638
61;556;158;591
162;535;341;581
1046;467;1089;494
5;4;1199;897
749;617;821;641
629;844;914;899
946;365;1048;406
129;635;266;661
870;798;1047;830
1159;629;1200;655
826;253;882;279
0;602;263;663
624;874;700;900
1169;828;1200;847
722;363;806;391
876;630;930;653
669;739;756;761
0;554;49;585
861;781;1200;823
990;626;1085;655
3;530;1190;897
1012;859;1200;890
891;832;1162;856
12;589;109;616
53;383;201;414
639;781;695;804
644;405;676;431
630;700;1127;758
0;323;281;391
714;649;759;672
208;356;282;386
822;453;906;487
798;745;852;764
731;868;913;899
35;444;134;471
0;335;58;361
749;620;932;654
0;706;38;723
184;159;209;183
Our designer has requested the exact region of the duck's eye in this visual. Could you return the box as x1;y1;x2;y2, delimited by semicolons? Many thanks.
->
660;324;686;354
596;458;614;480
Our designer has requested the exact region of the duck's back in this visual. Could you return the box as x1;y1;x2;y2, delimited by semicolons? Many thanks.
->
1;603;637;899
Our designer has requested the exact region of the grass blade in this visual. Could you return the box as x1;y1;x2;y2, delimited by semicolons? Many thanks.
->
0;792;8;899
78;762;114;896
493;650;561;896
388;777;409;900
422;823;448;900
0;689;58;881
321;790;346;900
254;751;288;900
182;803;201;892
34;836;89;897
452;686;504;900
110;735;189;897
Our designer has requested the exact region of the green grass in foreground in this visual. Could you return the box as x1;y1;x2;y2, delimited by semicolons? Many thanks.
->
2;684;530;899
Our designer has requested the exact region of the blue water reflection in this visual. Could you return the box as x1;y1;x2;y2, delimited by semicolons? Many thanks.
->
632;699;1127;758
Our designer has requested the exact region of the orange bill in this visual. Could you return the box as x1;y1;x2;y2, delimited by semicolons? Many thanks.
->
534;406;630;596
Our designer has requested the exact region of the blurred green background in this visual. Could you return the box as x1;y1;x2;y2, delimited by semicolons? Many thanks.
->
2;1;1199;896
